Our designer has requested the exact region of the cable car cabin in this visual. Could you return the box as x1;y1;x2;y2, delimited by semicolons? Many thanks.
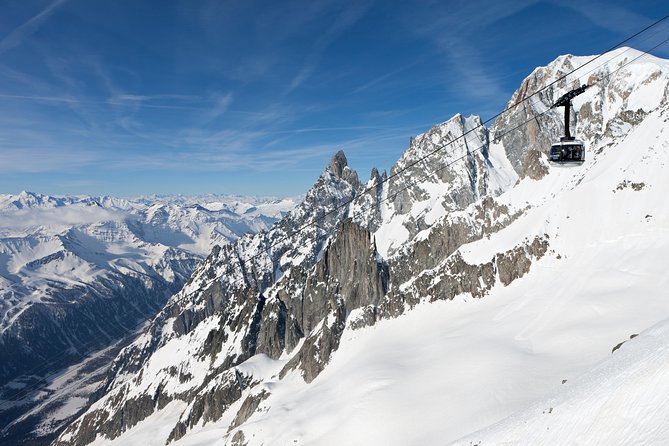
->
549;139;585;164
549;84;590;166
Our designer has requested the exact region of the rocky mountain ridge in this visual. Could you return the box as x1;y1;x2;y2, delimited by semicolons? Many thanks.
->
51;47;669;445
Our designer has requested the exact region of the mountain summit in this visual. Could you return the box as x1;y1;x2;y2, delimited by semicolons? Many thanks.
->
327;149;348;177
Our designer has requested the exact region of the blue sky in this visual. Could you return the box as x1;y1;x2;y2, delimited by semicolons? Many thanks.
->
1;0;668;197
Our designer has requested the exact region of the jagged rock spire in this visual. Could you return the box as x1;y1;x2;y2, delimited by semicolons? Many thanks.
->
370;167;380;182
326;150;359;188
327;150;348;179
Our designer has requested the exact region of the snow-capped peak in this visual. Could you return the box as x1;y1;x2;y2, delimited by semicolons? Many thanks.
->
49;47;669;446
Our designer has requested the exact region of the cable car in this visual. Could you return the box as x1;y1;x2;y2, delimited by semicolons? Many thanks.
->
548;84;589;164
549;139;585;163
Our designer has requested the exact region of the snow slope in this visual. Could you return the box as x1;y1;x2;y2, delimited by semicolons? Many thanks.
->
455;317;669;445
164;96;669;445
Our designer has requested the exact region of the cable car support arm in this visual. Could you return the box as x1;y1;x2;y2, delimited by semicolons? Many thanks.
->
551;84;590;140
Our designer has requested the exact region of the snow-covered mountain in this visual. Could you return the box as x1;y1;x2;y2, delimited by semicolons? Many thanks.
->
49;46;669;446
0;193;296;445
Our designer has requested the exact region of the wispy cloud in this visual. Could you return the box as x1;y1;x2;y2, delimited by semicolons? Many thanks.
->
0;0;67;56
0;147;99;173
202;92;234;122
269;125;392;135
0;64;53;91
406;0;539;106
288;0;373;92
0;93;80;105
194;146;335;172
555;0;650;36
108;95;209;110
352;58;425;94
443;46;510;101
102;143;335;173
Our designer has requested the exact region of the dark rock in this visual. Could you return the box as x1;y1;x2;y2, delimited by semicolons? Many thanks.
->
229;389;270;430
280;296;347;383
496;236;549;286
279;220;389;382
167;374;242;443
230;430;247;446
520;149;550;181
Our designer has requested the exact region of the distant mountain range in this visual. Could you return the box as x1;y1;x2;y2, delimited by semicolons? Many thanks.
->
0;192;296;445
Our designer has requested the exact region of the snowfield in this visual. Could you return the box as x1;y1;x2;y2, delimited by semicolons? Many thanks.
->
167;122;669;445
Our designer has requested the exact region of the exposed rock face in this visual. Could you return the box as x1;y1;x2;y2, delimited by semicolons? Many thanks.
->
230;430;247;446
291;219;388;330
329;150;360;187
379;114;492;253
53;152;362;445
496;236;549;286
280;295;347;383
254;297;290;359
375;233;550;333
389;115;489;211
388;195;521;297
349;167;386;233
167;372;244;443
229;390;270;431
279;219;389;382
491;67;565;176
520;149;550;181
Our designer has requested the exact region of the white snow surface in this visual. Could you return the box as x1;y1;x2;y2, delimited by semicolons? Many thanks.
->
214;131;669;446
455;316;669;445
